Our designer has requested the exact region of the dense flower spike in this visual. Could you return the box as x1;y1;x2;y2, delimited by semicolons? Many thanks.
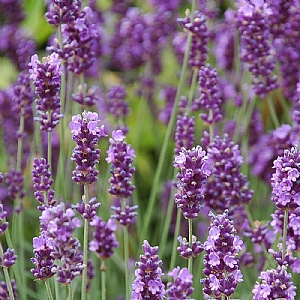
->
203;134;253;214
0;248;17;268
252;266;296;299
106;130;136;198
89;216;119;260
179;10;208;70
237;0;278;97
271;147;300;210
70;111;107;185
29;53;63;132
174;145;211;219
201;211;243;298
32;158;56;209
30;235;56;280
174;113;195;155
132;240;166;299
167;267;194;300
4;167;25;201
39;202;84;284
193;64;223;124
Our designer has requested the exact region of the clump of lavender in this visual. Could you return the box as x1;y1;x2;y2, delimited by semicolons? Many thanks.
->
201;210;243;299
132;240;166;299
32;158;56;209
237;0;278;98
70;111;107;185
174;145;211;219
30;235;56;280
193;64;223;124
0;280;18;300
89;216;119;261
271;146;300;210
178;10;208;70
29;53;63;132
203;134;253;214
252;266;296;299
166;267;194;299
38;202;84;284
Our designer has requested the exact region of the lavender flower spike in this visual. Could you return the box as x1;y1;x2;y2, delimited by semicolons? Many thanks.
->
174;146;211;219
70;111;107;185
132;240;166;299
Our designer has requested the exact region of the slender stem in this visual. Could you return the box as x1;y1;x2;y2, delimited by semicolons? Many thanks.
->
81;184;89;300
188;218;193;274
0;243;15;300
140;0;196;242
48;128;52;172
170;209;182;270
122;198;130;300
282;208;289;261
68;283;73;300
101;260;106;300
187;69;199;111
55;278;59;300
45;279;54;300
267;95;280;128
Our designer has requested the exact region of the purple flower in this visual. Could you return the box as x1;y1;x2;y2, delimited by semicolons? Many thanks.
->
237;0;278;98
29;53;63;132
174;145;211;219
271;147;300;210
106;130;136;198
252;266;296;300
0;280;18;300
132;240;166;299
167;267;194;300
201;210;243;298
203;134;253;214
111;199;138;226
0;204;8;235
70;111;107;185
0;248;17;268
193;64;223;124
89;216;119;260
73;197;100;220
177;236;203;259
71;85;102;107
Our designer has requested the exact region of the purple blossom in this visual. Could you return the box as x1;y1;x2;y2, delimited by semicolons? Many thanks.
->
167;267;194;300
132;240;166;299
111;198;138;226
29;53;63;132
271;147;300;209
71;85;102;107
106;130;136;198
0;248;17;268
73;197;100;220
0;280;18;300
174;145;211;219
252;266;296;300
177;235;203;259
201;210;243;298
0;204;8;235
70;111;107;185
89;216;119;260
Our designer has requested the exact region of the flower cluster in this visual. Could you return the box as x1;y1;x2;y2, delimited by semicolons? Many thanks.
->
271;147;300;210
0;280;18;300
201;211;243;298
89;216;119;260
132;240;166;299
70;111;107;185
237;0;278;97
203;134;253;214
174;145;211;219
29;53;63;132
252;266;296;299
0;248;17;268
177;235;203;259
0;204;8;235
166;267;194;299
32;158;56;209
73;197;100;221
111;200;138;226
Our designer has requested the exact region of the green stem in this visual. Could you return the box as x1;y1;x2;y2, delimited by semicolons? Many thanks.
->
101;260;106;300
267;95;280;128
282;208;289;261
55;278;59;300
68;283;73;300
188;218;193;274
169;209;182;270
45;279;54;300
48;128;52;172
81;184;89;300
140;0;196;242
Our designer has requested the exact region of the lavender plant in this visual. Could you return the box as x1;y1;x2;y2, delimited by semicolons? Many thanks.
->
0;0;300;299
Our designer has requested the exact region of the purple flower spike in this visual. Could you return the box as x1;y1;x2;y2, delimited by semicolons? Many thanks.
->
111;201;138;226
271;147;300;210
0;204;8;235
177;236;203;259
167;267;194;300
32;157;56;209
106;130;136;198
70;111;107;185
132;240;166;300
89;216;119;260
73;197;100;220
0;248;17;268
174;146;211;219
29;52;63;132
201;210;243;298
0;280;18;300
252;266;296;300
